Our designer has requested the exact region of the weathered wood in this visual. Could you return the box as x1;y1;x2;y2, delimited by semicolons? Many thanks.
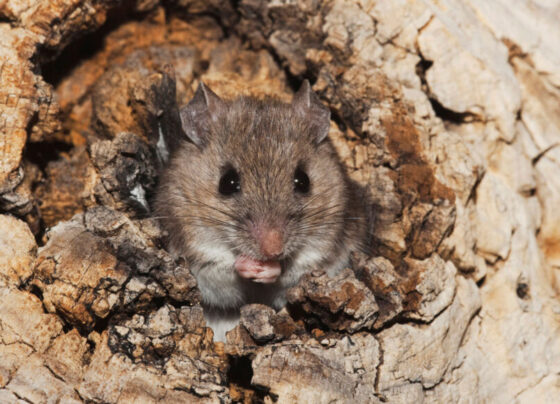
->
1;0;559;402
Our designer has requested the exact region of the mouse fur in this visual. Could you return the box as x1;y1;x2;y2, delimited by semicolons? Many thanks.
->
155;80;369;340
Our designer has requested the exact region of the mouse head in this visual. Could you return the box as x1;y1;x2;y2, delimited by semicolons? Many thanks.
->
158;80;349;281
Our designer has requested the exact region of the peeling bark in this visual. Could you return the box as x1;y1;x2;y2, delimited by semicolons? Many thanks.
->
1;0;560;402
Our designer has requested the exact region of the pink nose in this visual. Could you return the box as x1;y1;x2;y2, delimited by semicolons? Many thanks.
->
258;228;283;258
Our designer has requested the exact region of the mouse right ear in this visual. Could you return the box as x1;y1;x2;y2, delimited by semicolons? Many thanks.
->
179;82;226;148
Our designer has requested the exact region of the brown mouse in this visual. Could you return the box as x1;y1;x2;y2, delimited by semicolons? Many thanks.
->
155;80;369;340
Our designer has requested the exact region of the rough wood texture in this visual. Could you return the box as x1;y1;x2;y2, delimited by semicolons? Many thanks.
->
1;0;560;402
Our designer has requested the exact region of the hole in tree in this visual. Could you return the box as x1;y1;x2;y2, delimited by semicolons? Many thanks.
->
228;355;253;389
428;97;476;124
24;141;73;173
40;0;151;87
516;282;529;299
28;284;44;301
227;354;275;403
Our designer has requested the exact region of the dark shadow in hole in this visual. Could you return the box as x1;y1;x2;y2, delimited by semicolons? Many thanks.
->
40;0;150;87
227;354;278;402
23;139;73;242
28;283;44;301
516;282;529;300
93;313;112;335
415;58;433;81
227;355;254;389
428;97;475;124
24;140;73;172
476;275;486;288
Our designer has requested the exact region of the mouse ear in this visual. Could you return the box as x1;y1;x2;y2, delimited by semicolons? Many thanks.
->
179;82;226;148
292;80;331;144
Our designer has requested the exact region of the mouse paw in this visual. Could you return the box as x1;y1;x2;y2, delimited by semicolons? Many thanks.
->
234;256;281;284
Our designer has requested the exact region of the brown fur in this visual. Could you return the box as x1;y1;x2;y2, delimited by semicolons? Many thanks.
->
155;82;369;338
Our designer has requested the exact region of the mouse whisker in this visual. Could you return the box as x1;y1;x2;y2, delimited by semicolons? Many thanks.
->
301;201;343;213
299;193;328;210
157;213;246;232
296;216;360;227
299;214;345;226
190;218;245;231
297;221;344;230
179;195;240;221
296;219;347;227
299;204;344;221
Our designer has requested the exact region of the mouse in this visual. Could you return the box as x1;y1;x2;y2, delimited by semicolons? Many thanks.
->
154;80;369;340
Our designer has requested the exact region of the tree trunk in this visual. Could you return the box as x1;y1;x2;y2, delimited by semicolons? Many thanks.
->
1;0;559;402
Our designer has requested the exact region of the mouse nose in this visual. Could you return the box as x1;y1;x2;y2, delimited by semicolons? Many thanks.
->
260;228;283;258
253;225;284;259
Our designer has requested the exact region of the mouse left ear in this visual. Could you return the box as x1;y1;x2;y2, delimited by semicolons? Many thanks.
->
292;80;331;144
179;82;226;148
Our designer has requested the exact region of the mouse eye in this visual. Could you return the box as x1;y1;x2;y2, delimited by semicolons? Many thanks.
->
219;168;241;196
294;167;310;194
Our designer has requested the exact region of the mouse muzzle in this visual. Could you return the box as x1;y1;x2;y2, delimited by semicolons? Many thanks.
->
234;222;285;284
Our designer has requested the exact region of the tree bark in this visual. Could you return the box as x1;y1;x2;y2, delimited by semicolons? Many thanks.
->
1;0;559;402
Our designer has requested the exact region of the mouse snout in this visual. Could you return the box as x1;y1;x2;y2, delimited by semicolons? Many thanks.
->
251;224;284;259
